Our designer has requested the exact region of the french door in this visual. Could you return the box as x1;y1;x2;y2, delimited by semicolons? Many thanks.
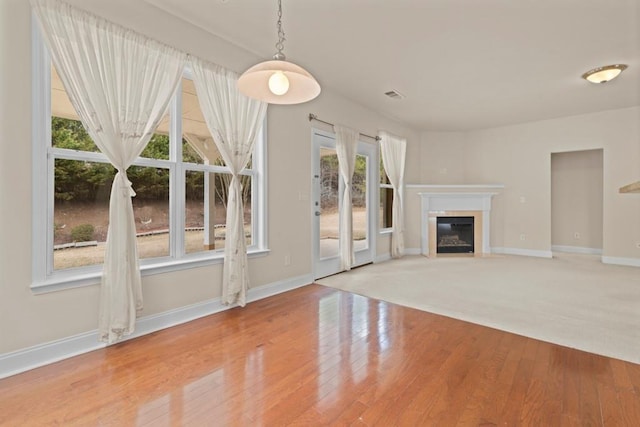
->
312;129;376;279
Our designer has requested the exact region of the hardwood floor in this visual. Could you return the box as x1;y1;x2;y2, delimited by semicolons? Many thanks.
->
1;284;639;426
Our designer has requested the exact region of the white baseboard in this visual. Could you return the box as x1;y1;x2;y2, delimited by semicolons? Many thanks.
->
491;247;553;259
375;248;421;263
602;256;640;268
0;274;312;380
375;253;392;263
551;245;603;255
245;274;312;303
404;248;422;255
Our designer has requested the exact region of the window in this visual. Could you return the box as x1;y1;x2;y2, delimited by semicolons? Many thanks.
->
32;33;266;291
379;157;393;230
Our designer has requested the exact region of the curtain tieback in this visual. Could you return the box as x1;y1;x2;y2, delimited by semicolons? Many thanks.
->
115;170;136;198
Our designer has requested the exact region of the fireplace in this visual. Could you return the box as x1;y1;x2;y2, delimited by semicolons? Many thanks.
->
436;216;474;253
419;190;498;257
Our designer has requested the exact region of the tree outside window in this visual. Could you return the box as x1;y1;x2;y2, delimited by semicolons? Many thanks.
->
45;66;263;274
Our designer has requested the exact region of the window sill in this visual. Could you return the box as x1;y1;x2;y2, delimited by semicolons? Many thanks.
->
379;228;393;235
31;248;271;295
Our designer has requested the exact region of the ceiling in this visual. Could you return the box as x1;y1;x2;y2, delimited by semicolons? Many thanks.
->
144;0;640;131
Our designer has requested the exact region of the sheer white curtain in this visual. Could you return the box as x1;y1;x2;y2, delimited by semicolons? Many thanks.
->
32;0;186;343
334;125;359;271
379;131;407;258
190;57;267;307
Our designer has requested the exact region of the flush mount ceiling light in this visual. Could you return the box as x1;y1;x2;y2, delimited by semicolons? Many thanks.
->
581;64;628;84
237;0;320;104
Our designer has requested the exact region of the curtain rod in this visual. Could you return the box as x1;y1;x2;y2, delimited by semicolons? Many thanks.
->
308;113;381;141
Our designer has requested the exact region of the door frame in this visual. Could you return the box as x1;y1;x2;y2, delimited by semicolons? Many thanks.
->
311;128;377;280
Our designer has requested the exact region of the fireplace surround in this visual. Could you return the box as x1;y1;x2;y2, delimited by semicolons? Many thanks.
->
418;191;497;257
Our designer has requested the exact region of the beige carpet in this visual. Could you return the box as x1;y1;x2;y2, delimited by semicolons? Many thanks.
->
316;253;640;364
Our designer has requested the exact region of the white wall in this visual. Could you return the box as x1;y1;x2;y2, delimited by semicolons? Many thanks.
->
419;131;469;184
462;107;640;258
0;0;420;356
402;131;469;252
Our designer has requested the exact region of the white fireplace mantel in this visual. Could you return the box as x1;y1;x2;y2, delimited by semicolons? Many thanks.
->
418;191;498;256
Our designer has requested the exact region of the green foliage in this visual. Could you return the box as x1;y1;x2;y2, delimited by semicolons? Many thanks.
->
54;159;115;202
53;117;115;202
70;224;95;242
51;117;247;207
183;139;203;164
140;134;170;160
128;166;169;200
352;155;367;207
139;135;202;163
52;117;99;152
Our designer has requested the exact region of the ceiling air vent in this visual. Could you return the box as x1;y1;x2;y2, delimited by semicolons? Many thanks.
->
384;90;405;100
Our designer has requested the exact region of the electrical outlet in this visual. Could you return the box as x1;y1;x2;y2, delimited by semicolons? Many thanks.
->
284;254;291;266
574;232;580;240
520;234;526;241
519;196;526;203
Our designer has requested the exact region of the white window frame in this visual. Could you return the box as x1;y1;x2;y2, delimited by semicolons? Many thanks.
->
31;21;268;294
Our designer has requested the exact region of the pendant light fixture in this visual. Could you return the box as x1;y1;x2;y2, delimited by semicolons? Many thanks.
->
237;0;320;104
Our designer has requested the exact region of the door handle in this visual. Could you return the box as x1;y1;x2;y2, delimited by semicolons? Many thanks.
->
315;211;321;216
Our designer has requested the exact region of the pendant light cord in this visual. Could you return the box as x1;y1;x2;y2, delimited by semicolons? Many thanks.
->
274;0;286;60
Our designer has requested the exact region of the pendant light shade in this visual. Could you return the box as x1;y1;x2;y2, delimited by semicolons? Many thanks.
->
237;0;320;105
238;59;321;104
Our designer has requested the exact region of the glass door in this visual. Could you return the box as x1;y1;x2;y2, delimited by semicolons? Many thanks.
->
312;129;375;279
